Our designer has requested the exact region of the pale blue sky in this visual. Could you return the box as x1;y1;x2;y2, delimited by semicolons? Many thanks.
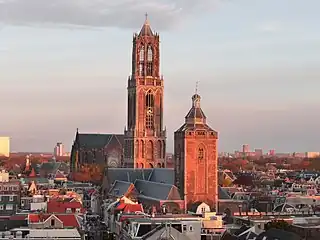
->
0;0;319;153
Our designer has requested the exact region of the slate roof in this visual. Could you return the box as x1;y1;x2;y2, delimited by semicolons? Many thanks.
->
219;186;232;200
77;133;124;149
109;180;133;197
134;179;180;201
106;168;174;185
40;162;69;175
0;219;27;231
23;177;49;184
256;228;301;240
147;168;175;185
106;168;153;183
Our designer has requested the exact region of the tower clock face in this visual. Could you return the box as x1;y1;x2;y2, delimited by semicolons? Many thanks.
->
147;107;153;115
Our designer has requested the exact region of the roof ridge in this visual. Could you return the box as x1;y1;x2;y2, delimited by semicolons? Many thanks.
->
135;179;173;187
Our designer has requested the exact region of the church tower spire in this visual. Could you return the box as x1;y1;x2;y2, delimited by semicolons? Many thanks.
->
124;15;166;169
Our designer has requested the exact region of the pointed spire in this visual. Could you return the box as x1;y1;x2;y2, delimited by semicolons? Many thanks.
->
139;13;153;36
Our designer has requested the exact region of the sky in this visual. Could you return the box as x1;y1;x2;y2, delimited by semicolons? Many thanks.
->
0;0;320;153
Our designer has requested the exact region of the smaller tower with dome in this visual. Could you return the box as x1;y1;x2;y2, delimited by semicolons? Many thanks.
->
174;91;218;211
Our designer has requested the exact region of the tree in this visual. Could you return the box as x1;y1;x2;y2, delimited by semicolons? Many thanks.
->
265;220;290;231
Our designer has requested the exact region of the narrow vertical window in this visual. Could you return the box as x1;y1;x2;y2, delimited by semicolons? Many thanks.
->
147;45;153;76
139;46;145;61
145;90;154;129
139;46;145;76
198;147;204;160
147;46;153;61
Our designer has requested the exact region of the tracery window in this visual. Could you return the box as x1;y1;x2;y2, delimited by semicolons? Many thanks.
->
139;46;145;61
147;45;153;61
147;45;153;76
139;46;145;76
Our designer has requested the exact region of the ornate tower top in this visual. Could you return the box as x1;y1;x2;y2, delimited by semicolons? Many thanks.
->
139;12;154;37
185;93;206;125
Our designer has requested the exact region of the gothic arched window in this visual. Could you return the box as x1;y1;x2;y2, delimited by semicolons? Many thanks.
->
139;46;145;61
145;90;154;129
147;46;153;62
135;140;139;158
146;140;154;160
139;46;145;76
141;140;145;158
146;45;153;76
156;140;162;159
198;146;204;160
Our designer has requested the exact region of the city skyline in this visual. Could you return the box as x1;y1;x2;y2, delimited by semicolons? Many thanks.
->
1;0;320;153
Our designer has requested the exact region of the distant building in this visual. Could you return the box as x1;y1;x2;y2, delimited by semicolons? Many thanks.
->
269;149;276;156
242;144;250;153
54;142;64;157
255;149;263;157
306;152;320;158
0;137;10;157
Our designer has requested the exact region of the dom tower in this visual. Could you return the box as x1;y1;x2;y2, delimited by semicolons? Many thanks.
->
124;15;166;168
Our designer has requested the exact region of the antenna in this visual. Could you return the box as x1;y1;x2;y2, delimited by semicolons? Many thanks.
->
145;12;148;22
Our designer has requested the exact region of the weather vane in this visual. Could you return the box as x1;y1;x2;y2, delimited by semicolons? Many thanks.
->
145;12;148;21
195;81;199;94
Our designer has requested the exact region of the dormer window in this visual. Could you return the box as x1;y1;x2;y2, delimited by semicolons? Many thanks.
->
66;208;72;213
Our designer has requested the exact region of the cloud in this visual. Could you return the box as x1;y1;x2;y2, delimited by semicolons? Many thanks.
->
0;0;219;30
257;22;280;33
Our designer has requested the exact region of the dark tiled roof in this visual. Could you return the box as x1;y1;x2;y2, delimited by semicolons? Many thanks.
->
106;168;153;184
134;179;175;200
40;162;60;171
109;180;133;197
147;168;175;185
77;133;124;149
106;168;175;185
218;186;231;200
23;177;49;184
176;123;217;133
0;219;27;231
185;106;206;119
256;228;301;240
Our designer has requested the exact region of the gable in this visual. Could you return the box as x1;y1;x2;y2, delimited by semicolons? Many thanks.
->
44;214;63;225
167;186;182;200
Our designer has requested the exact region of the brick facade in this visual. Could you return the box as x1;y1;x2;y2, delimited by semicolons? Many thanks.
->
174;94;218;211
124;17;166;168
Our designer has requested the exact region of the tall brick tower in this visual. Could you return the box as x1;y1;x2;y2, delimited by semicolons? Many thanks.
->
124;15;166;168
174;93;218;211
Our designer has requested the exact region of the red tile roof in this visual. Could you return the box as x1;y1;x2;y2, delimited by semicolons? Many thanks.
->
47;199;84;213
116;203;143;213
28;214;80;228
